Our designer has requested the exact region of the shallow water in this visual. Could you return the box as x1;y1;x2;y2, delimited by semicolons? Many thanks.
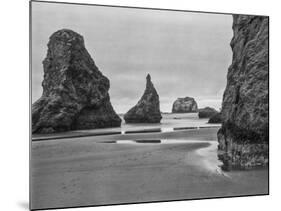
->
120;113;220;131
195;141;226;174
73;113;221;135
103;139;212;145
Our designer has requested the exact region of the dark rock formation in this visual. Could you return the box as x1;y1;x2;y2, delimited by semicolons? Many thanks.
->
208;112;222;123
124;74;162;123
198;107;218;118
172;97;198;113
198;107;222;123
32;29;121;134
218;15;269;170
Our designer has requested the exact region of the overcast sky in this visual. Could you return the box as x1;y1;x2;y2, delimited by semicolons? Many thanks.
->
32;2;233;113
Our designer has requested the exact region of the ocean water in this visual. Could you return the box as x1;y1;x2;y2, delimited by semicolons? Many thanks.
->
73;112;221;135
118;112;220;132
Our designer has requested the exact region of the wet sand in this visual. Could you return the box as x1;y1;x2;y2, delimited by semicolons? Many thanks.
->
31;128;268;210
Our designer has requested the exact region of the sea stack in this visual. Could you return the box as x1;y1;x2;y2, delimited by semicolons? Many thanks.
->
32;29;121;133
198;107;218;118
208;112;222;124
124;74;162;123
218;15;269;170
172;97;198;113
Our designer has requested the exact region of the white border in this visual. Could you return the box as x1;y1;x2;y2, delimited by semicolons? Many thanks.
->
1;0;279;211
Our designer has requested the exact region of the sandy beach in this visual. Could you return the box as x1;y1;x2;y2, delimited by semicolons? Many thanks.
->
31;128;268;210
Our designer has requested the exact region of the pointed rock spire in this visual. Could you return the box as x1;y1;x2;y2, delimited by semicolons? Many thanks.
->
124;74;162;123
146;73;151;82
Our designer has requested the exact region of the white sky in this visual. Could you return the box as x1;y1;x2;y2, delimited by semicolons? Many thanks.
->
32;2;233;113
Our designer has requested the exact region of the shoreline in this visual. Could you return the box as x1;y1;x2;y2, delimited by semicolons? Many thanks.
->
32;125;221;141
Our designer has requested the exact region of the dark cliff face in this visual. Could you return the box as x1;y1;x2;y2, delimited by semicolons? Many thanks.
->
32;29;121;133
172;97;198;113
218;15;269;170
124;74;162;123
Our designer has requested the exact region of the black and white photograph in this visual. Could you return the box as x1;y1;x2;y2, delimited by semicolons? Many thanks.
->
30;1;269;210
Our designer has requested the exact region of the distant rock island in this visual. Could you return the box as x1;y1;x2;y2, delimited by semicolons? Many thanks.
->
172;97;198;113
198;107;222;123
218;15;269;170
124;74;162;123
32;29;121;134
198;107;218;118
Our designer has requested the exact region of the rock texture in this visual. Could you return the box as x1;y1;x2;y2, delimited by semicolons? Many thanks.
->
198;107;218;118
124;74;162;123
218;15;269;170
208;112;222;124
32;29;121;134
172;97;198;113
